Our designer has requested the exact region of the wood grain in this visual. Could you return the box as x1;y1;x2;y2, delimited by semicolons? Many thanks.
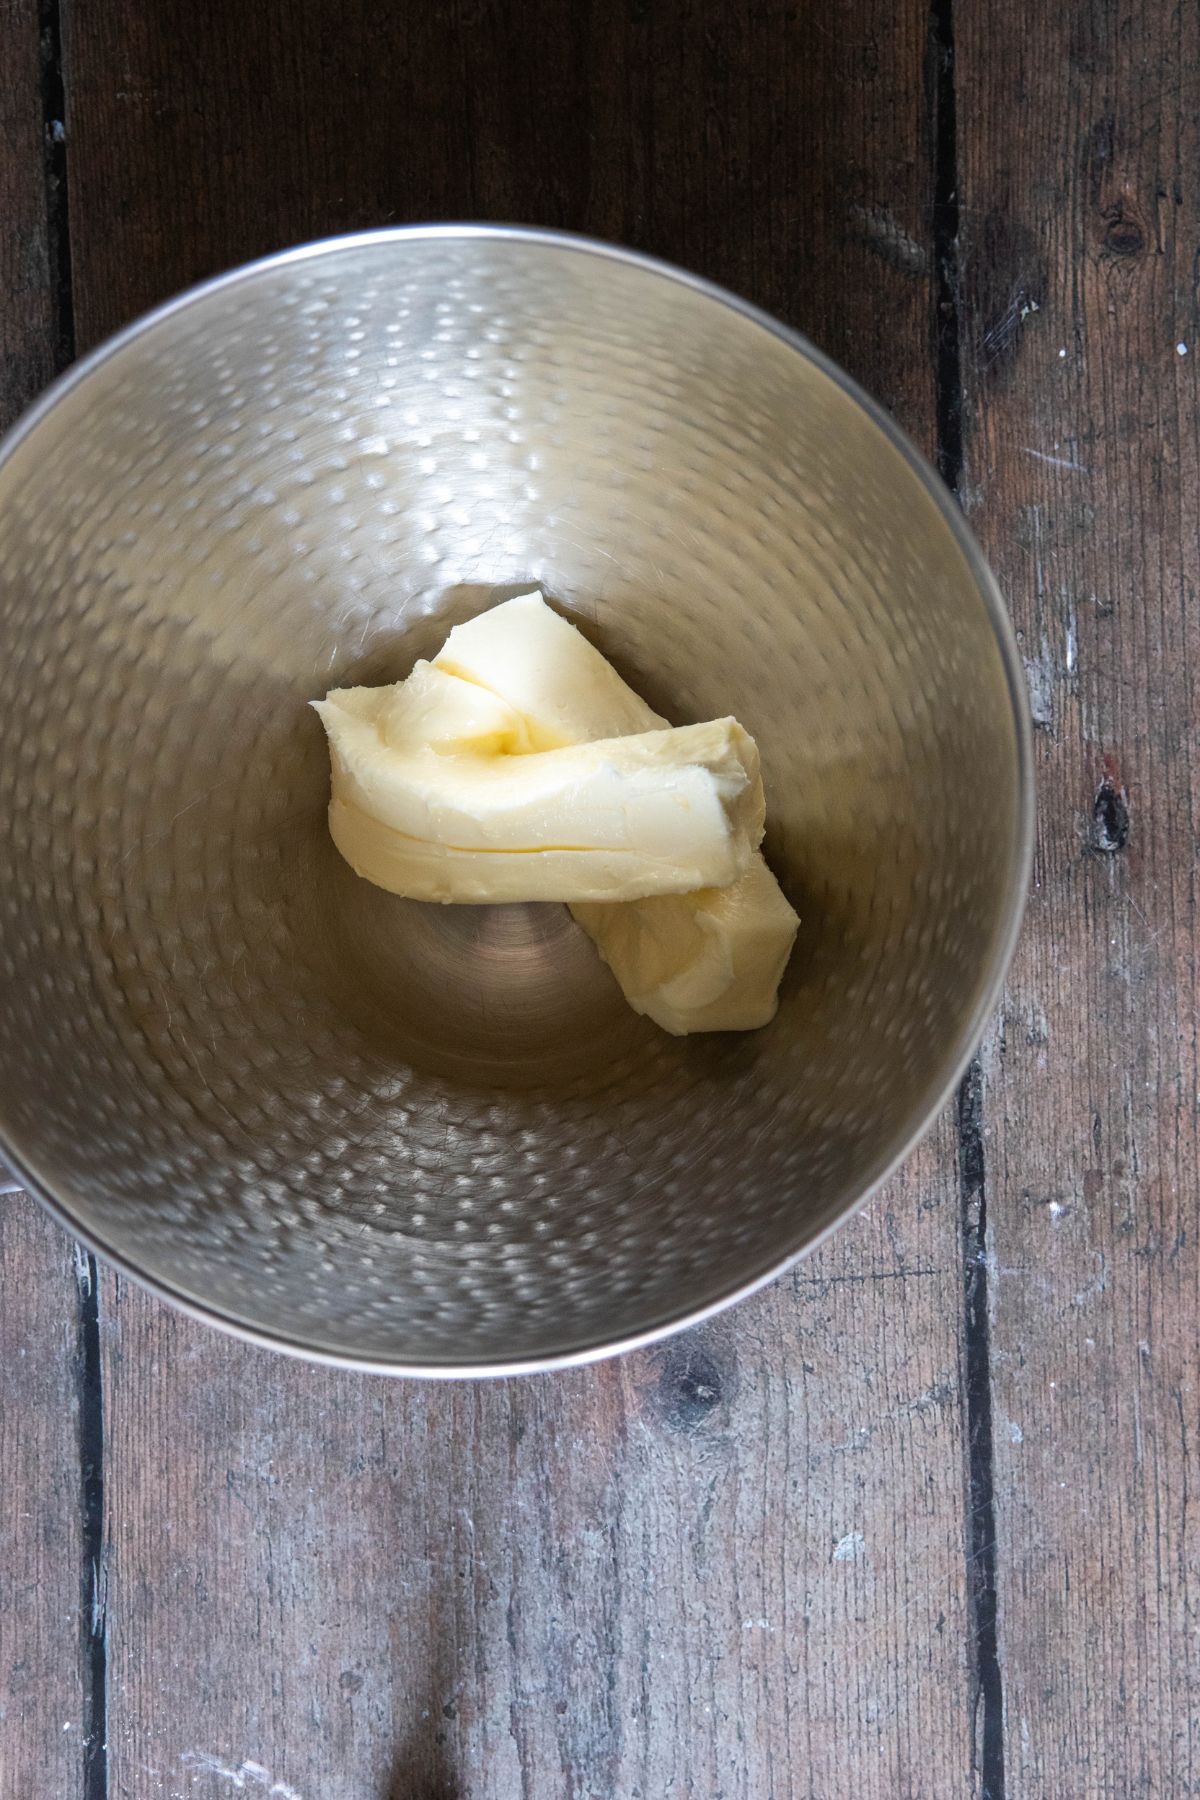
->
0;0;57;411
64;0;936;421
957;0;1200;1791
0;4;86;1789
56;1;978;1795
0;1197;86;1800
102;1156;969;1800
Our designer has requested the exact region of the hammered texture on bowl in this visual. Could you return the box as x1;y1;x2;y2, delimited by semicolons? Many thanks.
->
0;233;1028;1368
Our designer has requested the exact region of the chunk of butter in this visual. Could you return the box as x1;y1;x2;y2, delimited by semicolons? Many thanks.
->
377;660;533;757
313;693;764;904
573;858;801;1035
433;592;799;1032
436;594;663;748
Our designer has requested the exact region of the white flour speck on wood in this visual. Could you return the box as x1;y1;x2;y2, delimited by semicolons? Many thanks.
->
179;1751;302;1800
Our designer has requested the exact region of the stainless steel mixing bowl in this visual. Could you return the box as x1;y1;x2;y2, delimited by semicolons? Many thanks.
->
0;228;1032;1374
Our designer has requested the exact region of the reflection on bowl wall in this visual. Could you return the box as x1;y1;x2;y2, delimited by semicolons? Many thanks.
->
0;229;1033;1373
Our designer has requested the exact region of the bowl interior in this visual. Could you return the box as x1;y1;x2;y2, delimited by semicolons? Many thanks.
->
0;234;1027;1368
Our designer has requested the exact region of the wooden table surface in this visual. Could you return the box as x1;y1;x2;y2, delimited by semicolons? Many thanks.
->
2;2;1196;1795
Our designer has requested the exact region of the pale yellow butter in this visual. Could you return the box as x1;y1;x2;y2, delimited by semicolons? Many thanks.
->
432;592;799;1033
377;660;533;757
435;594;663;748
313;693;763;905
573;858;801;1035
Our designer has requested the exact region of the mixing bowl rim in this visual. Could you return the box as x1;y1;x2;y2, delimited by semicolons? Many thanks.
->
0;224;1035;1377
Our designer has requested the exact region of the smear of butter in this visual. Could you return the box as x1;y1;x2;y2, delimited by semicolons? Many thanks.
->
313;692;763;904
432;592;799;1033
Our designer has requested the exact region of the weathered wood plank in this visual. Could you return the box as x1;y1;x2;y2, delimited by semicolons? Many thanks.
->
62;2;976;1794
0;3;86;1790
65;0;937;424
0;1196;86;1800
958;0;1200;1790
102;1154;968;1800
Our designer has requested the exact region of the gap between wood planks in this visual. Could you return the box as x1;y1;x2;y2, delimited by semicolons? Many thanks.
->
931;0;1006;1794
